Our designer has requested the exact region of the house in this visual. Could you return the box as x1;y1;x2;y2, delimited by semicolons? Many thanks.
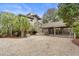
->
26;13;42;32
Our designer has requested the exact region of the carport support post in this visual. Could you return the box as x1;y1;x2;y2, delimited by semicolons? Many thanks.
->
54;27;56;36
73;33;76;39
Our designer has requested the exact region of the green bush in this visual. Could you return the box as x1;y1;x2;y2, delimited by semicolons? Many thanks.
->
72;21;79;38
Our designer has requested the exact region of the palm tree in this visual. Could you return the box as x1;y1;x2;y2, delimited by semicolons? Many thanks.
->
15;14;31;37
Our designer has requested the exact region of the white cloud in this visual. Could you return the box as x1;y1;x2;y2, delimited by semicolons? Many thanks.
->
21;4;32;12
3;9;10;12
17;6;22;9
2;9;17;14
1;4;32;15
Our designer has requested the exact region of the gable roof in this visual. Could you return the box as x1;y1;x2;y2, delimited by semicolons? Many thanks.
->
26;13;41;20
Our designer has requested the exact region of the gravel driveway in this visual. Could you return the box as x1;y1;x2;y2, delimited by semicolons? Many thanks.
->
0;35;79;56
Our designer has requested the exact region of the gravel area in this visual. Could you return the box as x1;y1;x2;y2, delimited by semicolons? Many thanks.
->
0;35;79;56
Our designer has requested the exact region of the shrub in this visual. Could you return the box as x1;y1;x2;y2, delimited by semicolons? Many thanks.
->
72;21;79;38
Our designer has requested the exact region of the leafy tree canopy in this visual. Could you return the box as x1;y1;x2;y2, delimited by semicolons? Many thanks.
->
0;12;31;37
43;8;59;23
58;3;79;27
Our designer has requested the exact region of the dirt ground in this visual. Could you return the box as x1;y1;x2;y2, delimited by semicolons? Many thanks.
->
0;35;79;56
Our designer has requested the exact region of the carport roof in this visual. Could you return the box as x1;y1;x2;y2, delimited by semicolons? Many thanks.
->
42;21;66;28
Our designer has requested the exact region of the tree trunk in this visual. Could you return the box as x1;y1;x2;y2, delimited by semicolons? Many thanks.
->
21;30;24;38
20;24;24;37
10;26;13;37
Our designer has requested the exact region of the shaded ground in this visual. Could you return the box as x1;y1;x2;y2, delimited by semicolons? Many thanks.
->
0;35;79;56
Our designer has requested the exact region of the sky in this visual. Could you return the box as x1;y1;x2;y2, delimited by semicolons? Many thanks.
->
0;3;58;17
